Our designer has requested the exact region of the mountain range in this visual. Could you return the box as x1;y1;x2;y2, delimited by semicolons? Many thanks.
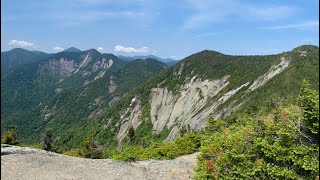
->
117;54;177;64
1;48;177;76
1;48;51;76
1;45;318;151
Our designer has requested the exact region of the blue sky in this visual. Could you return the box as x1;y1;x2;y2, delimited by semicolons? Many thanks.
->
1;0;319;59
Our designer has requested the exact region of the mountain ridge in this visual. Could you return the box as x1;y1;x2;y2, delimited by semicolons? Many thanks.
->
1;44;318;153
62;47;82;52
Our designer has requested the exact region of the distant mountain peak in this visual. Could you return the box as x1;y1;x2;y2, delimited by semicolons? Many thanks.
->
117;54;178;64
63;47;82;52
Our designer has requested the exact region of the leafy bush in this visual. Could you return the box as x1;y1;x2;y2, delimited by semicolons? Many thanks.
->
113;132;204;161
41;128;53;150
1;125;18;145
195;83;319;179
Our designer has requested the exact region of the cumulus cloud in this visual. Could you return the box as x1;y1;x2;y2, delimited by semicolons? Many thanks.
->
97;47;104;52
114;45;155;54
8;40;35;47
53;47;64;52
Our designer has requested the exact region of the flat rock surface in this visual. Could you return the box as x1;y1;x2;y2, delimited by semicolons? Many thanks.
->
1;144;198;180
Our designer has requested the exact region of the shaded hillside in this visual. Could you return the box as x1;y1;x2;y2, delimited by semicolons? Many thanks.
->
1;45;318;152
1;50;167;147
91;45;318;147
118;54;178;66
1;48;51;76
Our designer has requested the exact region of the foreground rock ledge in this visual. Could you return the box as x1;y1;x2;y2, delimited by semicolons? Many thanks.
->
1;144;198;180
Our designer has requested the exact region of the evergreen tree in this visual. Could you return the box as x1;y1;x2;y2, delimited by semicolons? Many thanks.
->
128;126;135;145
2;125;18;145
42;128;53;150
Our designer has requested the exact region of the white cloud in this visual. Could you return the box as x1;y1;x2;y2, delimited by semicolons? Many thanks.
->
97;47;105;52
260;21;319;30
183;0;296;30
53;47;64;52
114;45;155;54
8;40;35;47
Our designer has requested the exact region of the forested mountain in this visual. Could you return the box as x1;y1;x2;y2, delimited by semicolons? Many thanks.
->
88;45;318;146
1;49;167;148
117;54;177;66
1;48;51;76
1;45;318;177
62;47;82;52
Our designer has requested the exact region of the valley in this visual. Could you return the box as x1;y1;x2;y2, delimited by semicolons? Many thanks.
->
1;45;319;179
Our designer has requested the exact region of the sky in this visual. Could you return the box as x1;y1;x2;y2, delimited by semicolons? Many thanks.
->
1;0;319;59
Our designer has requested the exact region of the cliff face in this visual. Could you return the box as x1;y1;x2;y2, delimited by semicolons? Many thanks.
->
1;145;198;180
116;55;294;143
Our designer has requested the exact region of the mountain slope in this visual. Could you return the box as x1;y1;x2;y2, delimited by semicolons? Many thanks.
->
118;54;178;66
1;48;51;76
1;50;168;146
91;45;318;146
1;45;318;152
62;47;82;52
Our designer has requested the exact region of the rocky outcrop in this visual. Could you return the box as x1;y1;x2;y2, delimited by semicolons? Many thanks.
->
113;55;292;143
40;58;77;77
74;53;92;74
248;57;291;91
149;76;229;138
83;59;114;86
41;105;55;121
108;75;117;94
117;96;142;142
1;145;198;180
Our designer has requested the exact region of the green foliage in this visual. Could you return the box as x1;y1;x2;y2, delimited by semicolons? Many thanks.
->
128;126;135;145
41;128;53;150
1;125;18;145
205;118;225;134
195;84;319;179
1;48;50;76
1;45;319;164
1;50;166;149
299;80;319;143
113;132;204;161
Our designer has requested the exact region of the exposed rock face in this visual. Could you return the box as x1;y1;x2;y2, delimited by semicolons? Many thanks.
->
108;75;117;94
108;96;120;107
88;97;105;119
40;58;77;77
84;59;114;86
74;53;92;74
41;105;55;121
149;76;229;137
1;145;198;180
298;50;308;57
114;55;292;143
54;88;63;94
173;63;184;76
248;57;291;91
117;96;142;142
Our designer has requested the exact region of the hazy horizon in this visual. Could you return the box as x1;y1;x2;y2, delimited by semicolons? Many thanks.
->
1;0;319;59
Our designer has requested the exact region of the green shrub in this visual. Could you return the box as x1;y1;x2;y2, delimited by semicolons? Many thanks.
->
113;132;204;161
41;128;53;150
2;125;18;145
195;84;319;179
